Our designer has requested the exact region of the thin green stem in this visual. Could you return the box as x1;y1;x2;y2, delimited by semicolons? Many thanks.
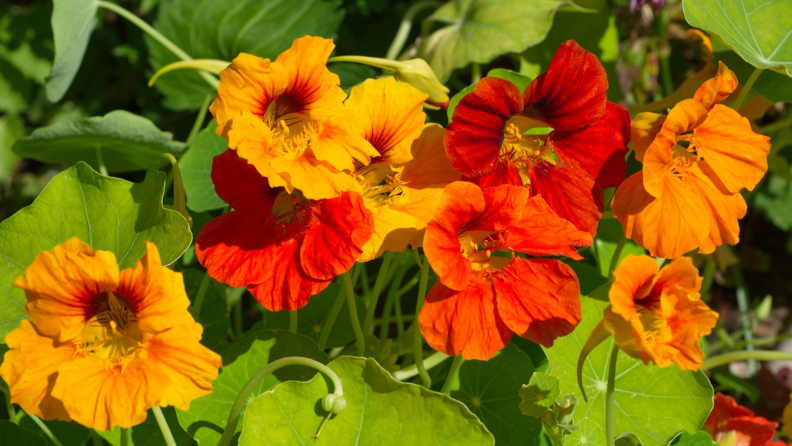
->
700;256;716;302
441;356;464;394
380;253;412;342
29;414;63;446
732;67;764;111
385;1;441;60
289;310;298;334
394;285;405;337
414;252;432;387
363;252;394;333
151;406;177;446
471;62;481;83
373;314;414;329
393;351;450;380
217;357;344;446
359;263;371;297
654;9;673;98
701;350;792;371
186;93;212;146
411;247;424;269
608;234;627;280
94;146;108;176
730;254;756;375
731;334;792;351
343;271;366;357
91;432;104;446
1;385;17;424
190;271;211;321
318;287;347;349
760;111;792;134
97;1;218;90
606;344;619;446
351;262;362;287
120;427;130;446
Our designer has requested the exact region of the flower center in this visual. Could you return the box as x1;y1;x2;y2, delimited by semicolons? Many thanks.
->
80;292;144;367
459;231;510;271
500;122;557;185
262;97;321;157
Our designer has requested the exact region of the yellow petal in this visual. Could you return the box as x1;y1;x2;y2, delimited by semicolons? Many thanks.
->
270;156;357;200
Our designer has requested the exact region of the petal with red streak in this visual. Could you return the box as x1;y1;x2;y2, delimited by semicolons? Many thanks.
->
529;161;604;236
463;161;522;189
505;195;592;259
211;149;280;213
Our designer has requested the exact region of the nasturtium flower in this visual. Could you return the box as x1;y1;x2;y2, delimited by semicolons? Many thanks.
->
209;36;378;200
418;181;592;360
705;393;783;446
444;40;630;236
0;239;221;431
612;63;770;258
196;150;374;311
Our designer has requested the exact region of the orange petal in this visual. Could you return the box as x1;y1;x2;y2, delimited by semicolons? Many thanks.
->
694;62;738;110
227;109;277;178
609;254;659;320
16;237;120;342
652;256;703;299
0;321;74;421
504;195;592;260
692;104;770;193
312;108;379;171
603;304;658;365
686;162;747;254
399;124;461;189
270;155;357;200
418;278;512;360
357;206;420;263
631;112;666;163
492;259;581;348
529;161;604;236
687;29;713;62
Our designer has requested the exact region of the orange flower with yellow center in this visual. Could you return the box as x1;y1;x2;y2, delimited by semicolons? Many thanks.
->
612;63;770;258
210;36;379;200
0;238;221;431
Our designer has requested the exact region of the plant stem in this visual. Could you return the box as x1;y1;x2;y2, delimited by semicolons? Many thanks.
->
414;252;432;387
732;67;764;111
186;93;212;146
217;357;344;446
28;414;63;446
94;146;108;176
343;271;366;357
608;234;627;280
151;406;176;446
730;254;756;375
97;1;219;90
654;9;673;98
190;271;211;321
701;350;792;371
441;356;464;394
380;253;412;342
700;256;716;302
385;0;441;60
0;386;17;424
606;344;619;446
289;310;298;334
91;432;104;446
393;351;450;380
394;285;405;337
120;427;130;446
363;252;393;333
318;287;347;350
471;62;481;83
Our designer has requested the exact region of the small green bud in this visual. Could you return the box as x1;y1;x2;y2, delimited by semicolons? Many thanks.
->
322;394;347;414
391;59;450;106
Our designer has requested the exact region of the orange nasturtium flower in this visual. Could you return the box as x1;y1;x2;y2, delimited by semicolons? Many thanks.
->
612;63;771;258
419;182;592;360
0;239;221;431
209;35;378;200
705;393;785;446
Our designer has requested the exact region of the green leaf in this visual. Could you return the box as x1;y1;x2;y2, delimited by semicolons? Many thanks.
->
561;0;606;13
419;0;562;81
17;413;90;446
0;114;23;180
567;261;608;295
670;431;716;446
566;417;607;446
182;269;231;352
177;329;329;446
450;344;541;445
0;162;192;342
148;0;344;110
594;218;645;277
239;356;494;445
711;51;792;103
755;174;792;230
0;420;47;446
97;407;192;446
684;0;792;76
487;68;533;90
13;111;186;174
519;372;561;418
180;121;227;212
510;337;550;373
46;0;97;102
542;285;714;446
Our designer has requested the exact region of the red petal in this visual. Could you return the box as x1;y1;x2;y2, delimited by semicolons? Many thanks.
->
463;161;523;189
551;102;631;189
505;195;592;259
212;149;280;212
246;254;332;312
522;41;608;132
493;259;581;348
529;162;604;236
418;278;512;360
445;77;524;177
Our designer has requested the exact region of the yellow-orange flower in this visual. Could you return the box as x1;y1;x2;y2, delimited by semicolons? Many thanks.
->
209;36;378;200
0;238;221;431
613;63;770;258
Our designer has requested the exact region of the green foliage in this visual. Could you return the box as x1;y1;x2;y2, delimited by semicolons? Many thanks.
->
179;121;227;212
182;269;231;352
755;172;792;230
17;413;90;446
566;418;606;445
593;219;646;277
0;420;47;446
711;51;792;103
239;356;495;445
487;68;533;90
519;372;561;418
13;111;186;173
0;162;191;342
46;0;97;102
670;431;717;446
97;407;191;446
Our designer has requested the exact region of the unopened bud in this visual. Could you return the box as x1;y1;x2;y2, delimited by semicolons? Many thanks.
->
322;394;347;414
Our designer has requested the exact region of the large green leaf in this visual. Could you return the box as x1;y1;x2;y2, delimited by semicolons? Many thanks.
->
419;0;562;81
0;420;47;446
567;417;606;446
46;0;97;102
177;329;329;446
180;121;227;212
96;407;191;446
543;285;714;446
711;50;792;104
13;111;186;173
684;0;792;76
0;162;192;342
148;0;344;110
450;343;542;446
239;356;494;445
519;372;561;418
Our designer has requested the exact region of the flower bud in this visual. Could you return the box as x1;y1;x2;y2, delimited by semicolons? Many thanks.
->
322;394;347;414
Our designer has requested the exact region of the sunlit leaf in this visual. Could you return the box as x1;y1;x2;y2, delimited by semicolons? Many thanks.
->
519;372;561;418
566;417;606;446
180;121;227;212
594;218;646;277
46;0;97;102
670;431;717;446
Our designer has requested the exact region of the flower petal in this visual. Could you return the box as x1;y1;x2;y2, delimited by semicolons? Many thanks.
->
227;109;277;179
357;206;420;263
529;161;604;236
686;162;747;254
631;112;667;163
312;108;378;171
211;148;280;213
609;254;659;320
504;195;592;259
246;250;332;312
270;155;357;200
399;124;461;189
694;61;738;110
464;162;522;189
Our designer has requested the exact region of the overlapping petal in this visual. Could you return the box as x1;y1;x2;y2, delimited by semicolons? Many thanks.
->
705;393;779;446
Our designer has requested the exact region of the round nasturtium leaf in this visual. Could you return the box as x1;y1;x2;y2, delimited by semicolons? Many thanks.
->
0;162;192;343
180;121;228;213
239;357;495;446
542;284;715;446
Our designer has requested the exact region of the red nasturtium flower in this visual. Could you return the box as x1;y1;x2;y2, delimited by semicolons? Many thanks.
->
612;63;771;258
704;393;784;446
196;150;374;311
444;40;630;236
418;181;592;360
0;239;221;431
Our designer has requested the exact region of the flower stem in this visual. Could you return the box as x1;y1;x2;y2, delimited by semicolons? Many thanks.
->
186;93;212;146
28;414;63;446
606;344;619;446
441;356;464;394
414;250;432;387
730;255;756;375
94;146;108;176
380;253;412;342
471;62;481;83
120;427;130;446
96;1;219;90
189;271;210;322
732;67;764;111
151;406;176;446
385;0;441;60
393;351;449;380
608;234;627;280
318;287;347;350
700;256;716;302
654;9;673;98
363;252;394;333
0;385;17;424
289;309;298;334
701;350;792;371
343;271;366;357
217;357;344;446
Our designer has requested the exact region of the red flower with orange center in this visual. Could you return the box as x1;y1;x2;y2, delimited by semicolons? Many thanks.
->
418;181;592;360
444;40;630;236
705;393;783;446
196;150;374;311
